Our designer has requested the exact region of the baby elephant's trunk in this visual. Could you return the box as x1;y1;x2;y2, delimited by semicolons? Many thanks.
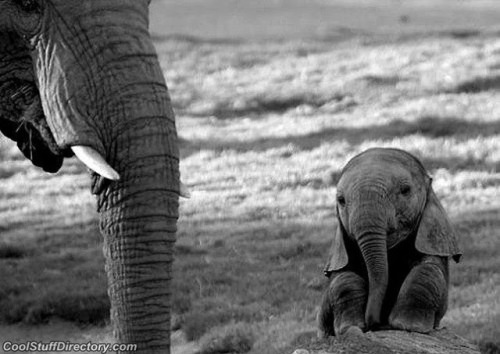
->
351;197;389;329
358;232;388;328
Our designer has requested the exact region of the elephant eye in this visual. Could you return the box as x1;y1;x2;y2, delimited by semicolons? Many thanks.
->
337;195;346;206
15;0;40;13
400;184;411;196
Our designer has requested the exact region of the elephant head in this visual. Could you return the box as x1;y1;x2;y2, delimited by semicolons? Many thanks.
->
324;148;461;329
0;1;181;352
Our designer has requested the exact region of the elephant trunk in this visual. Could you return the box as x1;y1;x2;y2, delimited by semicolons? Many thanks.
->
351;189;389;329
94;50;180;352
358;231;388;328
98;106;179;354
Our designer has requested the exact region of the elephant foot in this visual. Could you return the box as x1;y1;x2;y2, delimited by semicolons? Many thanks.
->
389;308;435;334
318;271;367;337
317;317;365;338
317;323;364;339
339;324;365;337
333;317;367;336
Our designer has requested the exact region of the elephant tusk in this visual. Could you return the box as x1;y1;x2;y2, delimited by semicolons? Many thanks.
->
71;145;120;181
73;146;190;196
180;182;191;198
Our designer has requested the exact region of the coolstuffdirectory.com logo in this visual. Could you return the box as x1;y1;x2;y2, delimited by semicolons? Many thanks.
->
2;341;137;353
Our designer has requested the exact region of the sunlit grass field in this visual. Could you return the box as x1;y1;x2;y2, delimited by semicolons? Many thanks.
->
1;9;500;354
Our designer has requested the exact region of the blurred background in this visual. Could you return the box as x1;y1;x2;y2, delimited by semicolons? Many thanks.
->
149;0;500;40
1;1;500;353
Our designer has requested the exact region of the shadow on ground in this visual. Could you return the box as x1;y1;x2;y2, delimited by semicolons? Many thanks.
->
448;74;500;94
181;116;500;173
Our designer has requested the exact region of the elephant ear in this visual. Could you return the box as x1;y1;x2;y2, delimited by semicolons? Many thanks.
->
0;31;66;172
415;187;462;263
323;215;349;277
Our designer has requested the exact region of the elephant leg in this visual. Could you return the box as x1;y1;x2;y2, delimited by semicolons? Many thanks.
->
317;271;367;337
389;258;448;333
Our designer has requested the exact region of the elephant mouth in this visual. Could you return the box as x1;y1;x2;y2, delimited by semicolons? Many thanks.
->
386;224;418;250
0;79;71;172
386;230;400;249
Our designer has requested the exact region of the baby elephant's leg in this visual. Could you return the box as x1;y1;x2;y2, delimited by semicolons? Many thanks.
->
389;258;448;333
317;271;367;337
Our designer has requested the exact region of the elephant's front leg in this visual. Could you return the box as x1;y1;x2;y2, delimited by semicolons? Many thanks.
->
389;256;448;333
317;271;367;337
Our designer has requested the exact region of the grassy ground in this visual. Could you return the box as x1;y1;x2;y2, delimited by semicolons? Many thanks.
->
1;3;500;354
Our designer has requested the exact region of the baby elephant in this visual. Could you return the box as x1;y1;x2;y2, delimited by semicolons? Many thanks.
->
318;148;461;337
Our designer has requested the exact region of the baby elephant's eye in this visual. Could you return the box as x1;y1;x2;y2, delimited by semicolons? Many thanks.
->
337;195;346;206
400;184;411;196
15;0;40;13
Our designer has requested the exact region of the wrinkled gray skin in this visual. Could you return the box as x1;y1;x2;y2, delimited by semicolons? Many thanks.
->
318;148;461;337
0;1;179;353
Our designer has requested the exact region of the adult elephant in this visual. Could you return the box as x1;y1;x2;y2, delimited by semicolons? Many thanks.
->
0;1;185;353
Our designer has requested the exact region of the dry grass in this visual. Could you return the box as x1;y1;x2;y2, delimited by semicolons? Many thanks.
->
1;21;500;354
166;32;500;353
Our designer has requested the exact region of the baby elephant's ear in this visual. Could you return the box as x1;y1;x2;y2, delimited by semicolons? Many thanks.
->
415;188;462;263
323;217;349;277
